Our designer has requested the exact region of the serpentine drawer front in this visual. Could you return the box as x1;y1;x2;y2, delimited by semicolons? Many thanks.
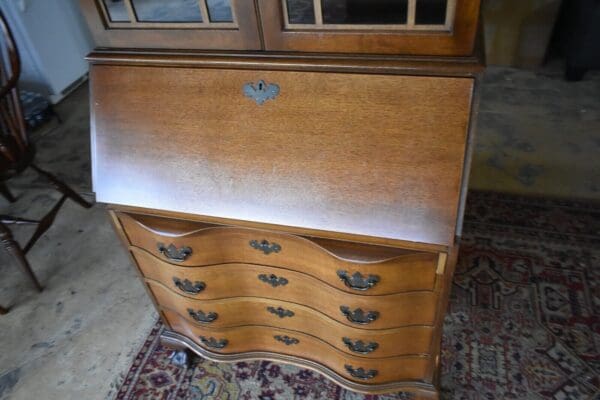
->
164;309;431;385
132;247;438;302
146;280;438;330
156;296;434;359
93;66;473;247
119;212;441;295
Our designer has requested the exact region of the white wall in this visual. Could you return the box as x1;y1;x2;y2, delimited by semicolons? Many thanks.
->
0;0;94;103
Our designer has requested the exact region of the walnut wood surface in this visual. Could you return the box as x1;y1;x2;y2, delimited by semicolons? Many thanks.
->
160;304;433;359
429;245;459;383
119;213;440;295
92;66;473;246
259;0;480;56
78;0;261;50
123;209;431;261
163;309;431;385
147;280;437;331
119;211;417;262
113;206;448;252
160;330;438;398
86;50;484;78
162;306;433;359
132;246;438;297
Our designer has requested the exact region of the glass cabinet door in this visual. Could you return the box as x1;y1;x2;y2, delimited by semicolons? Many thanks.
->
81;0;260;50
260;0;480;56
285;0;451;28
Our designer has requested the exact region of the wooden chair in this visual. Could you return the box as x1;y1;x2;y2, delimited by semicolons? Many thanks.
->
0;11;92;313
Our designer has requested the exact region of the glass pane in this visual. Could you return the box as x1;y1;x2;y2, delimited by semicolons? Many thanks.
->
102;0;129;22
322;0;408;24
132;0;203;22
286;0;315;24
415;0;447;25
206;0;233;23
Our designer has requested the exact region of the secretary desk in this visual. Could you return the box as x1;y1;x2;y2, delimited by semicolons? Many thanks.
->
80;1;483;398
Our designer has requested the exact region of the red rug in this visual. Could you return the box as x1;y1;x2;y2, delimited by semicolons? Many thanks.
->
115;192;600;399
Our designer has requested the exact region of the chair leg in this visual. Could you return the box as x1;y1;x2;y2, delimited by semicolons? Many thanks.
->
0;223;43;292
0;305;7;315
0;182;16;203
29;164;93;209
23;195;67;254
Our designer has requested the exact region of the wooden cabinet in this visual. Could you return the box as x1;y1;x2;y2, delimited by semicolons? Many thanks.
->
81;0;480;55
79;0;261;50
83;0;483;397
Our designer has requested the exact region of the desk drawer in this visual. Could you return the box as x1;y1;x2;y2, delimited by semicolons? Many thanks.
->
119;212;441;295
148;279;437;332
158;296;434;358
164;309;431;385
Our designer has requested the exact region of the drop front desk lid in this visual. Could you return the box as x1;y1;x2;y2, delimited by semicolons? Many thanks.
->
90;65;474;248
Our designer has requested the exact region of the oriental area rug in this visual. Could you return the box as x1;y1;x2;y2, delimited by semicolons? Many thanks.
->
115;191;600;400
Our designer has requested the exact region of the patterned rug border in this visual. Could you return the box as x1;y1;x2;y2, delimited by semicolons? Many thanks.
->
115;322;165;400
465;190;600;210
462;190;600;246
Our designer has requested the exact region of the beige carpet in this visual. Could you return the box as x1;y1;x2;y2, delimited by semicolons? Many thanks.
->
470;66;600;200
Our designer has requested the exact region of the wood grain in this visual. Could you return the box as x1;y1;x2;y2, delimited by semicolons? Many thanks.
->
112;206;448;252
120;213;440;295
160;306;434;359
132;245;437;300
163;309;432;385
86;50;484;78
161;328;439;397
118;211;418;262
147;280;438;330
136;248;438;296
91;66;473;246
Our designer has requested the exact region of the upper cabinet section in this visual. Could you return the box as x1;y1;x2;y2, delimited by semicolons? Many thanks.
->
260;0;480;56
79;0;261;50
81;0;480;56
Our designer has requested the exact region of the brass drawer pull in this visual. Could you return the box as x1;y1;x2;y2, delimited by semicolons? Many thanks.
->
344;365;378;380
258;273;288;287
157;242;192;262
274;335;299;346
337;270;380;291
187;308;218;324
172;277;206;295
243;80;280;105
199;336;228;349
267;306;294;318
340;306;379;325
342;338;379;354
249;239;281;255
